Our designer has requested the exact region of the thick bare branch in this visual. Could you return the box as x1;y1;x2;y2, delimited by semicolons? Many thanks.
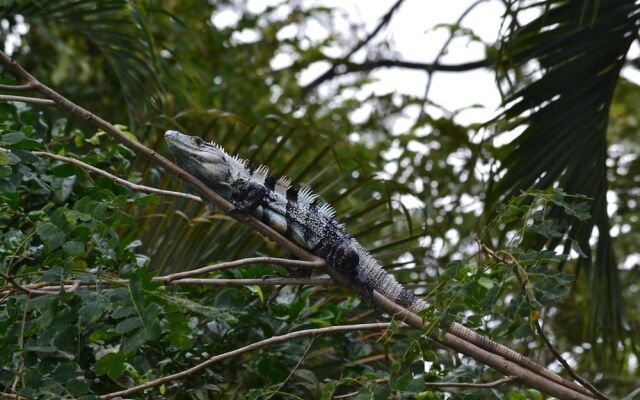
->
100;323;390;399
0;94;55;106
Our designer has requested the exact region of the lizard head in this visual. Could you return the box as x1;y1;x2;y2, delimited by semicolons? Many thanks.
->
165;130;235;190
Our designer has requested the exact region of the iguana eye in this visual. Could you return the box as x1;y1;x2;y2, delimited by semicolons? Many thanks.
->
194;137;204;145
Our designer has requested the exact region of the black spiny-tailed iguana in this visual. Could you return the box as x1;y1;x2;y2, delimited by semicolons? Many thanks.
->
165;130;429;313
164;130;596;398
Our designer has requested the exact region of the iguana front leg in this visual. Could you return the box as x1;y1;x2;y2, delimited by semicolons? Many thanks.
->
231;180;267;213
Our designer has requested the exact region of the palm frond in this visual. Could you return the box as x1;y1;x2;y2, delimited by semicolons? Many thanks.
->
0;0;163;119
490;0;640;350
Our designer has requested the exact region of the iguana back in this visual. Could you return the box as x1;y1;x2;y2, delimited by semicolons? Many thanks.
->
165;130;428;313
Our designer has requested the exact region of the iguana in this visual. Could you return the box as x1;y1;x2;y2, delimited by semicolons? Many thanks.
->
165;130;429;313
164;130;599;398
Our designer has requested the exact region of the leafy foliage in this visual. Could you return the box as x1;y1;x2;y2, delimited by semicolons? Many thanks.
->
491;0;640;348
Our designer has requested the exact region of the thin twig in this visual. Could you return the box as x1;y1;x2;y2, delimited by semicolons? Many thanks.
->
0;256;326;294
0;83;34;91
476;238;609;400
99;323;390;399
32;151;201;203
161;257;323;283
424;376;517;388
0;94;55;106
265;336;316;400
420;0;487;118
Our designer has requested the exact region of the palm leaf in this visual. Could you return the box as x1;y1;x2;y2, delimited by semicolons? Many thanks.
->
489;0;640;351
0;0;163;119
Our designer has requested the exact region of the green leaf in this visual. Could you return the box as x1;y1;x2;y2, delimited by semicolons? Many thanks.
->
116;317;142;334
0;165;11;178
63;240;85;255
96;352;126;380
134;193;160;205
478;277;495;290
111;306;137;319
0;150;10;165
571;239;587;258
79;303;103;324
37;222;66;251
169;333;193;350
122;329;147;354
53;362;78;382
0;131;26;145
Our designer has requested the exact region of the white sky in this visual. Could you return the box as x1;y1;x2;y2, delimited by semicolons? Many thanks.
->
303;0;505;125
209;0;507;125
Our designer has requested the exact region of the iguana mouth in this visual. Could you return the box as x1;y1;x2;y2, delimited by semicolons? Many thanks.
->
165;130;207;152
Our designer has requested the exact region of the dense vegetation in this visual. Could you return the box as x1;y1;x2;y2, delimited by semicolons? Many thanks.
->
0;1;638;399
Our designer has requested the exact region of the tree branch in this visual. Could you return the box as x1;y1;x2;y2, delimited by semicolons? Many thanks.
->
476;239;609;400
33;151;202;203
303;0;406;93
421;0;487;108
0;276;332;295
161;277;333;286
161;257;323;283
99;323;390;399
303;58;488;90
0;50;596;400
0;83;34;91
424;376;517;388
0;94;55;106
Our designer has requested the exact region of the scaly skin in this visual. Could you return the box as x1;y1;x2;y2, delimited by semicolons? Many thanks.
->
165;130;426;312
